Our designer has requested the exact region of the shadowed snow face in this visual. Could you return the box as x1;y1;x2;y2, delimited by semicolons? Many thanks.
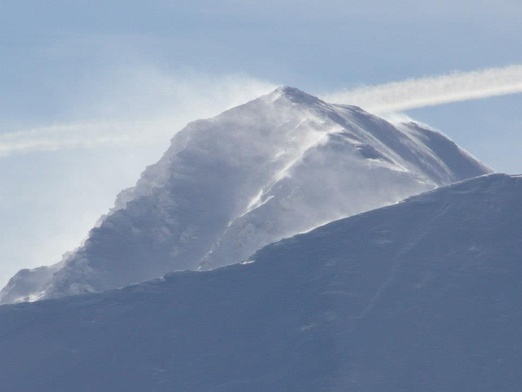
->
0;174;520;391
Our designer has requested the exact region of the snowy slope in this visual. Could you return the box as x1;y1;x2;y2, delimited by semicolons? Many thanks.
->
0;87;490;303
0;173;520;391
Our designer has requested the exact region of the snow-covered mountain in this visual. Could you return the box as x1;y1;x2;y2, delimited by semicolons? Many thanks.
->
0;173;520;391
0;86;490;303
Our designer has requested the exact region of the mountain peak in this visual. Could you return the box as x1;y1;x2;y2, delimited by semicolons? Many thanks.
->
269;85;324;106
0;87;491;303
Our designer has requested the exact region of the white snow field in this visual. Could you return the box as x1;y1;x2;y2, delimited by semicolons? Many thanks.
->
0;173;520;391
0;87;490;303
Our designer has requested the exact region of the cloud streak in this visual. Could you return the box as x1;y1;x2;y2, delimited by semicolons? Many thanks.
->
322;65;522;113
0;122;152;156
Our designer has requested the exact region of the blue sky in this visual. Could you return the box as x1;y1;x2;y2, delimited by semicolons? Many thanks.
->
1;0;521;285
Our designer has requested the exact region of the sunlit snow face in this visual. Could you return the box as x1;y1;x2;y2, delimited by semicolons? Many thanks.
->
0;72;276;287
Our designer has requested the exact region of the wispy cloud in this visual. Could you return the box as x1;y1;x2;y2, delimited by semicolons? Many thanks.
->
4;65;522;157
0;122;151;156
322;65;522;113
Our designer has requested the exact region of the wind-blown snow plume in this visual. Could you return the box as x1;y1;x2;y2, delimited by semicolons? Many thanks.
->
323;65;522;113
0;73;276;156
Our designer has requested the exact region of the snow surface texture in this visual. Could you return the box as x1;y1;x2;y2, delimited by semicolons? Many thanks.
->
0;87;490;303
0;173;520;391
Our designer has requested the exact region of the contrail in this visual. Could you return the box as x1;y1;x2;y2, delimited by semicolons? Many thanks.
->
322;65;522;113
